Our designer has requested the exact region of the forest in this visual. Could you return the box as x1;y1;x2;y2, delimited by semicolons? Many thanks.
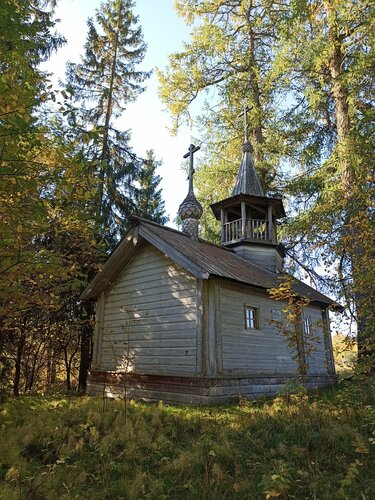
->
0;0;374;497
1;0;168;396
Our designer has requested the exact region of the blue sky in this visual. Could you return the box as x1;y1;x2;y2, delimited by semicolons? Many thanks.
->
45;0;201;223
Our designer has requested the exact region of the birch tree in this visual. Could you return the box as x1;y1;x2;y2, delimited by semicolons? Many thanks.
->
0;0;67;395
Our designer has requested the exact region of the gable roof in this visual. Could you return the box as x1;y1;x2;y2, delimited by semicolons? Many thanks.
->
80;217;339;308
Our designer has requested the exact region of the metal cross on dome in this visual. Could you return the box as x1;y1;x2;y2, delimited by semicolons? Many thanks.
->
183;143;200;191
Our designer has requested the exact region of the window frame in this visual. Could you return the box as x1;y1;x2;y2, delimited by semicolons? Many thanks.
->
303;316;311;336
244;304;260;330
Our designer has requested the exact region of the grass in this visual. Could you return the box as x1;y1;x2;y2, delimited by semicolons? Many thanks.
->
0;380;374;499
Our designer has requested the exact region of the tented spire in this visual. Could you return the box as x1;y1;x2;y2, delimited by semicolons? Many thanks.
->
232;141;264;196
232;104;264;196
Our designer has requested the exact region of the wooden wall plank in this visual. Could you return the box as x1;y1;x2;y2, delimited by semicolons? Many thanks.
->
207;279;218;376
201;279;209;376
92;292;105;369
303;305;327;374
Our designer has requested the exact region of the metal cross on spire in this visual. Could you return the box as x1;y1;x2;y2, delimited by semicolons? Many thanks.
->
239;103;253;143
183;144;200;192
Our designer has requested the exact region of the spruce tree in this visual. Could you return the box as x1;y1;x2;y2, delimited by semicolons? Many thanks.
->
65;0;149;243
135;150;168;225
63;0;150;390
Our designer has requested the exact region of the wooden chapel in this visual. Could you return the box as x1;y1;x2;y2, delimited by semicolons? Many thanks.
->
80;127;337;404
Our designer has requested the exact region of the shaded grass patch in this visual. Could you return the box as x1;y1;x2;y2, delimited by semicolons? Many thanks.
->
0;380;374;499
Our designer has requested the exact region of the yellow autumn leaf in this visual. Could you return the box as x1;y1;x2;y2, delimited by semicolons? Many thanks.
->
354;444;369;454
265;489;282;498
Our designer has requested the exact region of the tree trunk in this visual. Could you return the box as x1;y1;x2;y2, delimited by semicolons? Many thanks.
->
63;344;78;392
323;0;352;187
13;331;26;397
96;23;120;225
50;349;57;385
78;330;91;392
246;7;264;156
323;0;371;366
0;324;10;392
25;340;43;391
78;301;94;392
46;341;57;386
64;346;71;392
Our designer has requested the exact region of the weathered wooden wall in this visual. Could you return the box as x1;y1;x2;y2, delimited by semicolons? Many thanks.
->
96;244;199;375
89;242;334;403
217;281;330;376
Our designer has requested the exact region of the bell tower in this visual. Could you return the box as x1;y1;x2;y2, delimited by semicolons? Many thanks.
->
210;107;286;273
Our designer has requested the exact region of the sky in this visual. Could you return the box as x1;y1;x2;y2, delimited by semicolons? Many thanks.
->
45;0;201;224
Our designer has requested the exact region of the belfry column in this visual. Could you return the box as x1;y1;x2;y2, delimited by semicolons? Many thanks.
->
178;144;203;239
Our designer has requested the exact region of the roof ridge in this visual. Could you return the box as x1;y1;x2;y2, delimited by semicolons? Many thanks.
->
131;215;234;252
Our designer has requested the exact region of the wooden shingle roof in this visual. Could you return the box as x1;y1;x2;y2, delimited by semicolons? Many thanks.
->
80;217;338;308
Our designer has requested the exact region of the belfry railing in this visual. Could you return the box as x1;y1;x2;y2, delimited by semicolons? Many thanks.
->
222;218;275;243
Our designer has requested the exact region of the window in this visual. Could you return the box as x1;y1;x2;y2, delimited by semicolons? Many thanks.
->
303;317;311;335
245;305;259;330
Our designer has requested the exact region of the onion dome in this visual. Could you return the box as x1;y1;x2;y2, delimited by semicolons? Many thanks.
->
178;190;203;221
178;144;202;239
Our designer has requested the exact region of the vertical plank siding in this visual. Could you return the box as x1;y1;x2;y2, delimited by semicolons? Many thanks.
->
98;244;198;375
91;240;334;402
92;292;105;369
231;245;284;273
195;279;203;375
219;282;330;376
303;305;329;374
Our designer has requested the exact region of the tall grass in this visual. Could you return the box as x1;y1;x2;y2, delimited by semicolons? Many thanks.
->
0;381;374;499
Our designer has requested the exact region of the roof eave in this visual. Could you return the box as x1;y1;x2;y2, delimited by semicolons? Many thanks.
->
210;194;286;219
79;220;210;301
79;227;140;300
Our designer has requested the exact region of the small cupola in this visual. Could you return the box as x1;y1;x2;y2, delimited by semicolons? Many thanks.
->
210;107;286;273
178;144;203;239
